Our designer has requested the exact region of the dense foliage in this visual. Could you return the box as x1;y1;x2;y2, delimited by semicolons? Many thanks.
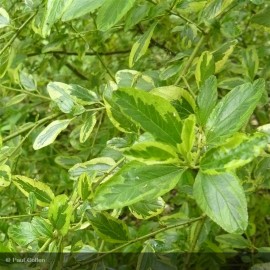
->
1;0;270;269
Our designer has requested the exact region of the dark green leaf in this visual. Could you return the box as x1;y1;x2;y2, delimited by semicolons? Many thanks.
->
86;210;129;243
196;75;217;126
97;0;136;31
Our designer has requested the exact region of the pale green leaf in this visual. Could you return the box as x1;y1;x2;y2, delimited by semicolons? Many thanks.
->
80;113;97;143
113;88;182;146
212;40;237;73
47;82;85;114
115;69;155;91
20;71;36;91
201;133;269;174
0;164;11;188
129;197;165;219
104;85;139;133
69;157;115;180
61;0;106;21
124;141;178;164
205;79;265;145
0;48;11;78
0;8;10;28
5;94;27;107
8;222;36;246
32;217;53;238
196;75;218;126
86;210;129;243
41;0;73;37
77;173;92;201
195;51;215;87
12;175;55;207
193;171;248;233
129;22;157;67
242;47;259;80
54;155;82;169
33;119;71;150
97;0;136;31
200;0;234;22
48;194;73;236
177;114;196;162
94;162;185;210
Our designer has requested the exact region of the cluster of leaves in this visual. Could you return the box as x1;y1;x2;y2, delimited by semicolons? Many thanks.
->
1;0;270;269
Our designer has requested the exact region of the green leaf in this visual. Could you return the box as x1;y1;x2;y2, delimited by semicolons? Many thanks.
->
33;119;71;150
0;48;11;78
195;51;215;87
251;7;270;28
41;0;72;37
96;0;136;31
47;82;85;114
115;69;155;91
69;84;99;105
94;162;185;210
86;210;129;243
113;88;182;146
129;22;157;67
193;171;248;233
0;8;10;28
5;94;27;107
12;175;55;207
136;242;155;270
8;222;36;246
200;0;234;21
104;84;139;133
80;113;97;143
69;157;115;180
212;40;237;73
177;114;196;161
201;133;269;174
196;75;217;126
48;194;73;236
205;79;265;145
54;155;82;169
0;164;11;188
20;71;37;91
77;173;92;201
123;141;178;164
32;217;53;238
129;197;165;219
124;3;150;30
216;234;250;249
151;86;196;119
242;47;259;80
61;0;106;21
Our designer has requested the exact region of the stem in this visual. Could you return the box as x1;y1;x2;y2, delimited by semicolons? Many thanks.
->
74;215;205;268
183;216;206;270
0;213;39;220
0;12;37;56
3;113;61;143
174;35;205;85
0;85;51;101
27;49;130;57
93;157;125;189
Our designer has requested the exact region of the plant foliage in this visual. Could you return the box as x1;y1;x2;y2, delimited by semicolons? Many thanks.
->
0;0;270;269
